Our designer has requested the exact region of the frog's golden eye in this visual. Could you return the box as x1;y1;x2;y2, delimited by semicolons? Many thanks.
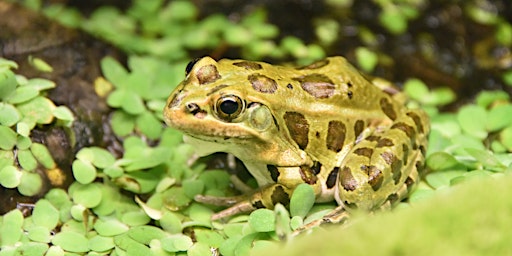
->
215;95;245;121
185;57;202;75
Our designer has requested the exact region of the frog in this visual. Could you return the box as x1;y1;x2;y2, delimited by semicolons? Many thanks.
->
163;56;429;222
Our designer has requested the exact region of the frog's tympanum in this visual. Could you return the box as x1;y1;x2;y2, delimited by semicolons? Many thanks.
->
164;56;429;221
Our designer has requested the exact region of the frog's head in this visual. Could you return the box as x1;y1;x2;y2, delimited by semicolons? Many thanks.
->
164;56;310;167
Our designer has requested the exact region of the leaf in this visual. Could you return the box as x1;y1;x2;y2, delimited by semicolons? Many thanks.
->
486;104;512;131
160;234;193;252
0;69;17;101
289;183;315;218
464;148;505;169
16;96;56;124
0;209;24;246
110;110;136;136
249;209;275;232
456;105;487;139
7;86;40;104
0;165;22;188
18;171;43;196
51;231;89;253
76;147;116;169
0;103;20;126
31;143;56;169
32;199;60;230
0;125;17;150
136;111;163;139
71;183;103;208
426;152;464;172
101;56;128;89
17;149;38;171
72;159;97;184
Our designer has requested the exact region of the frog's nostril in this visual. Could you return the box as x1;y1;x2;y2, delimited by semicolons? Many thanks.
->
186;103;206;119
186;103;199;113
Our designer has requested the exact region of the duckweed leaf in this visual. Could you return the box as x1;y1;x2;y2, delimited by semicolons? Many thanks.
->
0;165;22;188
160;234;193;252
92;184;121;216
127;225;166;244
475;90;510;108
88;235;115;252
465;148;505;169
159;211;182;234
0;125;17;150
0;69;17;100
0;209;23;246
8;86;39;104
290;183;315;218
72;160;97;184
18;149;37;171
25;78;55;91
425;170;467;189
30;143;56;169
18;172;43;196
45;246;65;256
94;218;129;236
194;229;225;248
426;152;463;172
249;209;275;233
121;211;150;226
101;56;128;88
17;96;56;124
0;103;20;126
107;89;145;115
182;179;205;199
486;104;512;131
53;106;74;126
457;105;487;139
110;110;136;136
32;199;59;230
27;226;51;243
51;231;89;253
136;111;162;139
355;47;378;73
71;183;102;208
188;242;212;256
500;126;512;150
76;146;116;169
29;56;53;72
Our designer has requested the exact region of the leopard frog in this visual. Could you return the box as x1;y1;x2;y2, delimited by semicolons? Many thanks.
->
164;56;429;220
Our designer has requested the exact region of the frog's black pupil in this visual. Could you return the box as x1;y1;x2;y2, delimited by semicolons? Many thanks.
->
220;100;239;115
185;58;201;75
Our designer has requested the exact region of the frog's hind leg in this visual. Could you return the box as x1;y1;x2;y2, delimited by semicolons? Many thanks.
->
336;108;429;211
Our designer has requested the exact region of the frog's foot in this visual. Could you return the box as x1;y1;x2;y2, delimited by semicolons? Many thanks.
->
292;206;350;235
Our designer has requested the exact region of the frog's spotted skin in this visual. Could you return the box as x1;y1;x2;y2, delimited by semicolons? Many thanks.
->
164;56;429;220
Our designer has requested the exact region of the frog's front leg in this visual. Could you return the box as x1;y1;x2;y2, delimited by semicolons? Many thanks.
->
195;183;295;220
195;165;321;220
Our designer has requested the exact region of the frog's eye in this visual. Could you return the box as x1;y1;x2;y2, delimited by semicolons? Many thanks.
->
215;95;245;121
185;57;202;75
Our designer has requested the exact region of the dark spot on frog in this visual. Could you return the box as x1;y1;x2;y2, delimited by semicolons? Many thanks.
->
293;74;336;98
248;73;278;93
233;61;262;70
296;59;330;70
347;91;353;99
376;138;394;147
353;147;373;159
380;97;397;120
315;131;320;139
405;176;415;192
391;122;416;144
361;165;383;191
283;112;309;150
344;201;358;209
415;161;425;175
354;120;365;139
386;193;399;205
339;166;358;191
286;83;293;89
299;165;318;184
206;84;229;96
347;82;353;88
312;161;322;175
326;120;346;152
419;145;426;156
267;165;280;182
380;151;402;185
271;186;290;206
406;111;425;133
326;167;339;189
402;144;409;165
185;57;202;75
196;64;221;85
252;200;265;209
365;135;380;142
168;91;184;108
